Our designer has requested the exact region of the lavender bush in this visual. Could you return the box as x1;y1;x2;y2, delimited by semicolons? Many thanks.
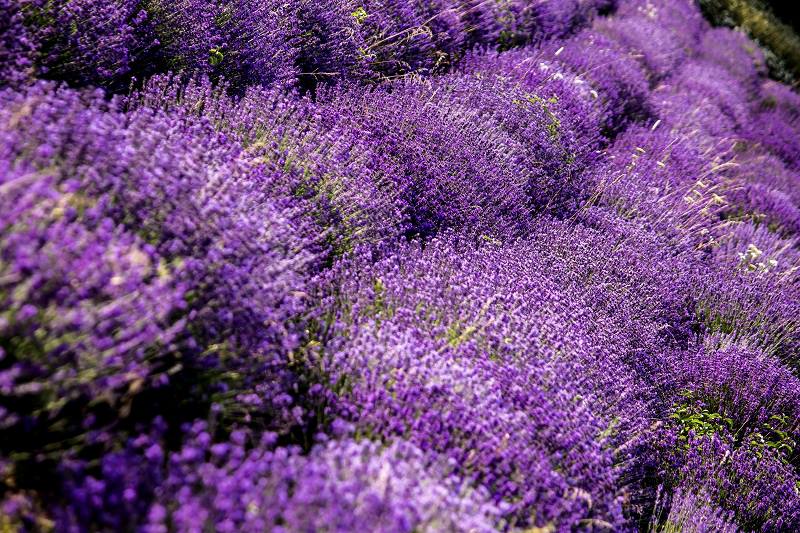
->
2;0;800;530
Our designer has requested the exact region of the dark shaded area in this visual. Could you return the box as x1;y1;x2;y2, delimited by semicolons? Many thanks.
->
763;0;800;34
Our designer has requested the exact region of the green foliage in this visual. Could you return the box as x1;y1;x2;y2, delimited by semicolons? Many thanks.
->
208;47;224;66
671;391;796;468
214;7;233;26
670;392;734;446
512;93;562;140
445;320;477;348
363;278;395;322
706;313;737;336
749;414;795;463
351;7;368;25
497;30;517;51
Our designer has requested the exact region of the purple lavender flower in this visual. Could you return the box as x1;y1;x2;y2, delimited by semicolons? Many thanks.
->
0;0;35;87
149;429;500;532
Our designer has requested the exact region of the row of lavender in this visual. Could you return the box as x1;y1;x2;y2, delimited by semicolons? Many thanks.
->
1;0;613;91
2;0;800;530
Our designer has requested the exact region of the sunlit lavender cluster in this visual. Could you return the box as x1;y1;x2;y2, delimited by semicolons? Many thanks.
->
2;0;800;530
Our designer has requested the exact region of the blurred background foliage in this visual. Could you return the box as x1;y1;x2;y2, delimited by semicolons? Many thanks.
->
699;0;800;84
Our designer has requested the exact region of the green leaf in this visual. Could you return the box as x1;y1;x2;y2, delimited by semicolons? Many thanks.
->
351;7;368;24
209;48;224;66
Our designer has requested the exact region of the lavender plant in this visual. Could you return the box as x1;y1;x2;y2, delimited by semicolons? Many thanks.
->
2;0;800;530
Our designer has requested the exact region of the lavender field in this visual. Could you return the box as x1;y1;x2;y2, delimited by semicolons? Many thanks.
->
1;0;800;530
